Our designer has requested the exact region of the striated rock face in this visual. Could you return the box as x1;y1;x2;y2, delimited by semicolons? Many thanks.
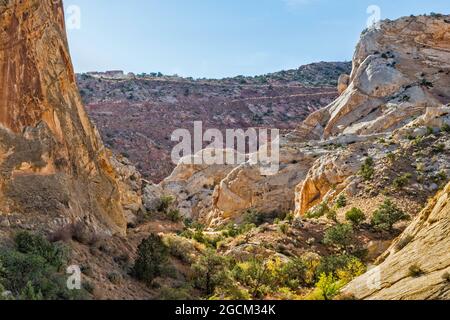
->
0;0;128;234
343;181;450;300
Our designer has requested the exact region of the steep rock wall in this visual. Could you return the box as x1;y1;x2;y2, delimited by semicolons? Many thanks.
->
0;0;127;234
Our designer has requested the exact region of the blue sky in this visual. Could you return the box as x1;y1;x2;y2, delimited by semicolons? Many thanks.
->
65;0;450;78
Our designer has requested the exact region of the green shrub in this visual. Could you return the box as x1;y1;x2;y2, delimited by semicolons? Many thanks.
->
284;212;295;223
278;223;290;234
323;224;354;250
0;285;8;301
0;248;86;300
392;173;412;189
335;257;366;284
227;255;328;299
183;218;193;228
326;209;337;222
345;208;366;226
386;152;396;163
232;258;272;299
277;258;309;289
408;264;424;277
307;255;365;301
132;234;169;285
433;171;448;186
158;285;193;300
371;199;410;232
400;95;410;102
0;231;87;300
158;195;174;212
166;209;182;222
317;254;365;281
164;235;197;263
187;230;224;249
183;221;206;232
19;282;44;301
107;272;122;285
433;143;446;153
243;210;265;226
421;80;434;89
14;232;69;271
211;285;251;300
308;273;343;300
442;123;450;133
221;223;256;238
412;135;424;146
306;202;336;219
360;157;375;181
191;250;230;296
335;194;347;209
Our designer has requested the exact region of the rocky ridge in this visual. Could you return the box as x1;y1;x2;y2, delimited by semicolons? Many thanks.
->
78;62;351;182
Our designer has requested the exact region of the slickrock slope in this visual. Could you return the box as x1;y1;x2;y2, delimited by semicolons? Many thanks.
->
78;62;351;182
0;0;129;235
162;14;450;231
343;181;450;300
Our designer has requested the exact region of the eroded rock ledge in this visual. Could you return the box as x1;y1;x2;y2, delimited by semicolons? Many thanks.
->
343;181;450;300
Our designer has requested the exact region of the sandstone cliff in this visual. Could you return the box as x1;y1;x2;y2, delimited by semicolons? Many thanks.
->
299;15;449;139
161;15;449;228
0;0;129;235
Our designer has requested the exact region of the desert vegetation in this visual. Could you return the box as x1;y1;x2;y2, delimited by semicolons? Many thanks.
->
0;232;88;300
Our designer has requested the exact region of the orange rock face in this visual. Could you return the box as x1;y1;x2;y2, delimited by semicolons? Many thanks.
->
0;0;126;235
